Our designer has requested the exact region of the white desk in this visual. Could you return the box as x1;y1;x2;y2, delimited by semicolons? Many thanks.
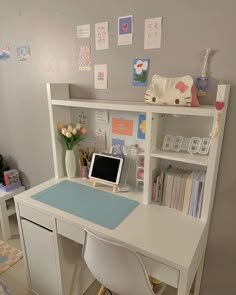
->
0;186;25;240
15;178;208;295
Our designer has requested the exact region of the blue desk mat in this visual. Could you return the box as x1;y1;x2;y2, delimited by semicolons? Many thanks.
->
31;180;139;229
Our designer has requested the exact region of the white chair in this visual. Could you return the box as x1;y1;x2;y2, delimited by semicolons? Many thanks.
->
82;230;166;295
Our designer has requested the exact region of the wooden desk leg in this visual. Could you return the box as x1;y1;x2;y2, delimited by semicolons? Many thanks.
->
0;199;11;240
193;253;205;295
98;286;106;295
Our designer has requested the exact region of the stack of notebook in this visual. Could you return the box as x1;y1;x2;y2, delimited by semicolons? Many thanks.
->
152;166;206;218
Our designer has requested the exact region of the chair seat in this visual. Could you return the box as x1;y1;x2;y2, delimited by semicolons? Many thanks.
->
83;230;167;295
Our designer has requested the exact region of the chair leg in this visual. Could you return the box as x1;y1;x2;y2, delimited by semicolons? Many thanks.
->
98;286;106;295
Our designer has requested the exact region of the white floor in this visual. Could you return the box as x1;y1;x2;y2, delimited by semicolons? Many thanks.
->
0;215;177;295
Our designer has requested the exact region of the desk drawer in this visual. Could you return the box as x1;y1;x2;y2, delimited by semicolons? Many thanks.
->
18;203;54;230
140;255;179;288
57;219;85;245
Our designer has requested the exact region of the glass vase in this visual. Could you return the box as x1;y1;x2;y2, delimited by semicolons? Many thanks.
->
65;150;76;178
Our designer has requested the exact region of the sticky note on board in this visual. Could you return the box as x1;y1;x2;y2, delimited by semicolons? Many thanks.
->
112;118;133;136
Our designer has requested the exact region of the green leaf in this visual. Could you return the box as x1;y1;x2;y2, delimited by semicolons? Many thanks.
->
57;129;86;150
134;71;147;83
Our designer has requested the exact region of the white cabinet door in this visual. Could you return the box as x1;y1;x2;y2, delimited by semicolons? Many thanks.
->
22;219;59;295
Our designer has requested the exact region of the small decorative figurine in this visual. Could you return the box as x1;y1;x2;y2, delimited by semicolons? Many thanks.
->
195;49;211;96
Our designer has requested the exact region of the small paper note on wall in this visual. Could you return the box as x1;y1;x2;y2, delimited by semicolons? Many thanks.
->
144;17;162;49
112;118;133;136
17;45;31;61
132;59;149;87
94;64;108;89
77;24;90;38
0;46;10;60
95;22;109;50
79;46;91;71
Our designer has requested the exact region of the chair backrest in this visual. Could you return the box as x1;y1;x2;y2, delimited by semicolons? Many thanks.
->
82;230;155;295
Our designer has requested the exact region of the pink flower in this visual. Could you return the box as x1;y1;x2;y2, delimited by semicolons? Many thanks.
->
80;128;87;135
57;123;64;131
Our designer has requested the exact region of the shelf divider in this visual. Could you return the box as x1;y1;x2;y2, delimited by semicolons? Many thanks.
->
151;149;208;166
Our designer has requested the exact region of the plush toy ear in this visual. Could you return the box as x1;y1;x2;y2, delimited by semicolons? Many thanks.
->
191;85;200;107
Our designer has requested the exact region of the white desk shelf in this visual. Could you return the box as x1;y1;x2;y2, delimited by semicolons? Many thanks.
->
14;83;230;295
51;98;215;117
151;149;209;166
47;82;230;222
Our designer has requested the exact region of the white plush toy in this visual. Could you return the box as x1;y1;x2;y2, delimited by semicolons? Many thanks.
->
144;75;199;107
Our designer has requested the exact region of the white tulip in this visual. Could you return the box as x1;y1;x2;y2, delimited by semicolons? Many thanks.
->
62;128;67;135
66;132;72;138
72;128;77;135
76;123;81;130
67;125;73;133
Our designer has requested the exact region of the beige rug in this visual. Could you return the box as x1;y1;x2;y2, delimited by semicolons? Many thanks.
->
0;241;22;275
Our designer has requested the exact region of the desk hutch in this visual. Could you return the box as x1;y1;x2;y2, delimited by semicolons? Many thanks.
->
15;83;230;295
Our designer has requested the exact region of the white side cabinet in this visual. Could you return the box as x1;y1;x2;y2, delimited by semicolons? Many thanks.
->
21;219;59;295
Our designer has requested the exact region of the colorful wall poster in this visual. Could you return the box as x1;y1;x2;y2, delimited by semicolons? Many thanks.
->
77;24;90;38
118;15;133;46
0;46;10;60
79;46;91;71
17;45;31;61
144;17;162;49
137;114;146;139
132;59;149;86
94;64;108;89
112;118;133;136
95;22;109;50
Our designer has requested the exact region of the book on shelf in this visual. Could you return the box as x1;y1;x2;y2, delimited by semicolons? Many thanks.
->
188;170;206;218
182;171;199;214
163;168;178;208
152;166;206;218
159;165;172;204
196;171;206;218
152;180;157;202
152;165;172;204
176;170;190;211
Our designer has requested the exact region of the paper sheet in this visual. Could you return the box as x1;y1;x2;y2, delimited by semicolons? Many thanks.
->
118;15;133;46
94;130;106;152
94;64;108;89
132;59;150;86
77;24;90;38
137;114;146;139
17;46;31;61
78;46;91;71
78;111;88;127
112;138;125;155
144;17;162;49
112;118;133;136
0;46;10;60
95;22;109;50
95;110;109;124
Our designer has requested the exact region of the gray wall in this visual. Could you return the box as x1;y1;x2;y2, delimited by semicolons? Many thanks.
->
0;0;236;294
